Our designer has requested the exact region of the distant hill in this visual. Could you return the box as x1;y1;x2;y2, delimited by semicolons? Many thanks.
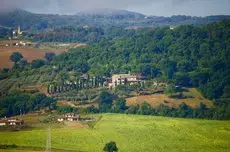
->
145;15;230;26
0;9;230;32
76;8;145;18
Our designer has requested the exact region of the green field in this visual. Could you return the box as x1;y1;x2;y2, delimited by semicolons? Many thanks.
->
0;114;230;152
1;150;41;152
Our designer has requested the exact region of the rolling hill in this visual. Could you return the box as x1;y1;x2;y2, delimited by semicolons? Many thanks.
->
126;88;213;108
76;8;145;18
0;9;230;32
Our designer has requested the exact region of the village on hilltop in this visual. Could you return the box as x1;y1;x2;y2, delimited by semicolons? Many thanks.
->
0;25;33;47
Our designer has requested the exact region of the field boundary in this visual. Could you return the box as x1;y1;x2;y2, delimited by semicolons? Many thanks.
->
0;145;81;152
88;115;103;129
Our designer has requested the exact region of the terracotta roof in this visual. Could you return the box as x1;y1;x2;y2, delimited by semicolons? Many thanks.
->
112;74;136;78
0;119;7;123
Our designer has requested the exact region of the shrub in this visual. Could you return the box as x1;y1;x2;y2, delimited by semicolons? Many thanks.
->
103;141;118;152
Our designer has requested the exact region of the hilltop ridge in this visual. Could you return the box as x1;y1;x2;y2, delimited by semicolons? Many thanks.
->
0;9;230;31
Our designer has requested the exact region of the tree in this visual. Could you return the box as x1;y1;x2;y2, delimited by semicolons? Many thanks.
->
31;59;45;69
10;52;23;64
45;52;55;62
178;103;193;118
164;85;177;97
99;91;113;112
138;102;152;115
130;83;141;94
0;92;57;117
125;105;138;114
103;141;118;152
140;63;151;77
111;98;126;113
18;59;28;68
59;71;69;81
164;61;177;79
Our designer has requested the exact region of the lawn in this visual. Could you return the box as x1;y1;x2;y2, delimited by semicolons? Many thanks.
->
0;114;230;152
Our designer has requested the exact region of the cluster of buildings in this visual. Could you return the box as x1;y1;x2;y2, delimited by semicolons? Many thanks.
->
57;113;80;122
0;25;33;47
0;40;33;47
107;73;145;88
57;113;95;122
0;118;24;127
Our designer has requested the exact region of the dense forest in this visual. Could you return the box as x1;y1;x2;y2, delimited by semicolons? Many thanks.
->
31;26;105;43
46;20;230;119
50;20;230;101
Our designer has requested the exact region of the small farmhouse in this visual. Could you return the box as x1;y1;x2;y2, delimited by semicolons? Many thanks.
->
0;40;33;47
0;120;7;126
57;118;64;122
8;118;24;126
0;118;24;127
57;113;80;122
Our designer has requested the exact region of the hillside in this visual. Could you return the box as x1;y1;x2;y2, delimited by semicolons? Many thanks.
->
0;20;230;120
0;114;229;152
0;42;86;68
46;20;230;102
126;88;213;108
76;8;145;18
0;9;230;32
0;3;230;152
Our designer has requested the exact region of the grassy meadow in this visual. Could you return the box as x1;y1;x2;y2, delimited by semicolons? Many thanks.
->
0;114;230;152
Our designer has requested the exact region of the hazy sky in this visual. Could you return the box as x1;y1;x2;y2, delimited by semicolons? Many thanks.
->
1;0;230;16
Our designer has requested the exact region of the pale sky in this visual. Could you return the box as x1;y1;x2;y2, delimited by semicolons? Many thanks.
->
1;0;230;16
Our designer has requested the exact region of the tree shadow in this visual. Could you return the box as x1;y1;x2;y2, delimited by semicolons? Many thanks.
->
177;87;189;92
171;94;194;99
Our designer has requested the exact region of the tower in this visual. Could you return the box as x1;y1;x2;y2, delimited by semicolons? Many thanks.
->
17;25;20;34
17;25;22;35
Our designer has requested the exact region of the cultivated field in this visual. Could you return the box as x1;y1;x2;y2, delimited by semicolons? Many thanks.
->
0;46;65;68
126;88;213;108
0;41;87;68
0;114;229;152
1;150;41;152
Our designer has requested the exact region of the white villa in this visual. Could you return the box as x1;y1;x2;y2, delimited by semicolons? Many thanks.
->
108;73;144;88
